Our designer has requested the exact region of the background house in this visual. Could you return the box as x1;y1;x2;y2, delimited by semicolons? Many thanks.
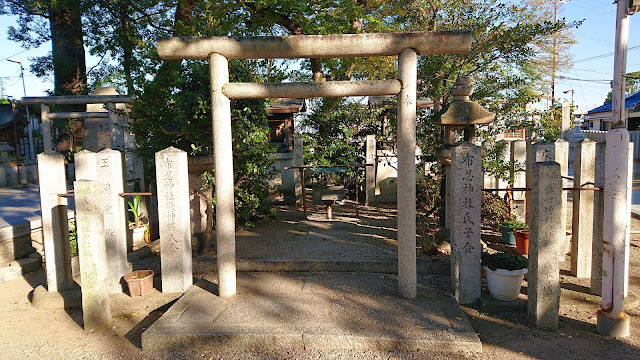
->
585;92;640;130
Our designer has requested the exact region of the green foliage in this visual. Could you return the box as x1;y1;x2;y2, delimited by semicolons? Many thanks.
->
481;192;512;231
130;59;278;228
127;195;144;228
501;219;526;230
416;173;442;218
301;101;380;189
482;251;528;271
536;104;562;142
69;220;78;258
604;71;640;103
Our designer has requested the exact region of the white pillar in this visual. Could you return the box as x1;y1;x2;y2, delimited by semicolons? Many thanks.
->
597;128;631;337
209;52;236;298
396;48;417;299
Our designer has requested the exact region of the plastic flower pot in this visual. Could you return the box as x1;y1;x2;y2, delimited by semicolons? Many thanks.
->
124;270;154;296
501;226;516;245
484;266;528;301
514;231;529;255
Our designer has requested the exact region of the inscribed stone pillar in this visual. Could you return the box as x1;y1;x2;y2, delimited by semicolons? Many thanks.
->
74;150;97;180
571;139;596;278
365;134;376;206
451;142;482;305
37;152;73;292
510;140;527;222
528;161;562;330
210;52;236;297
294;136;304;204
591;141;606;295
97;149;129;292
156;147;193;293
397;48;417;299
74;180;112;331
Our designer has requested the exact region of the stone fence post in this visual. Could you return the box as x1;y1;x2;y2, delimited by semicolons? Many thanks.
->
528;161;562;330
571;139;596;278
591;141;606;295
37;152;73;292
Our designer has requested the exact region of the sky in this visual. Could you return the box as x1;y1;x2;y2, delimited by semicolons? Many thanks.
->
0;0;638;114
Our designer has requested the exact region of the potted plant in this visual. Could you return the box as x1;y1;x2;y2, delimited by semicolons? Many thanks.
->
128;194;150;249
124;270;155;296
500;219;525;245
482;252;528;301
512;223;529;255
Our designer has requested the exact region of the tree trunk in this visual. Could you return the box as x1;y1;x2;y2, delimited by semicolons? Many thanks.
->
49;2;87;97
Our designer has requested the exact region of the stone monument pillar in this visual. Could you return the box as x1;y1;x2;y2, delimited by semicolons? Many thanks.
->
74;180;112;331
451;142;482;305
97;149;129;292
156;147;193;293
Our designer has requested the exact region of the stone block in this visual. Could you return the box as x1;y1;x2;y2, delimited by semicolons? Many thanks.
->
9;256;42;274
450;142;482;305
527;161;562;330
156;147;193;293
74;179;112;331
0;233;35;266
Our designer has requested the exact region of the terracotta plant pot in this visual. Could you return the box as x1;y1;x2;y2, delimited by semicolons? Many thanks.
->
514;231;529;255
124;270;154;296
484;266;528;301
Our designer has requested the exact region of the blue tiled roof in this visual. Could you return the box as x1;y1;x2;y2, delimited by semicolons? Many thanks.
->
588;92;640;114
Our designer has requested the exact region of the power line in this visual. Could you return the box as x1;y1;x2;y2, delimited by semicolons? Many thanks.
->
574;45;640;64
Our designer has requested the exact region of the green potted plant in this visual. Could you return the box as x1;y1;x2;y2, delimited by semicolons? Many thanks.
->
128;194;150;249
482;252;528;301
500;219;525;245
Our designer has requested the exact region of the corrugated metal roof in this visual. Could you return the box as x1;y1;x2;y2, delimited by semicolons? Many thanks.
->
588;91;640;114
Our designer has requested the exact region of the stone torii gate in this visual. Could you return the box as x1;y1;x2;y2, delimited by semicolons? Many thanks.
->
157;31;471;299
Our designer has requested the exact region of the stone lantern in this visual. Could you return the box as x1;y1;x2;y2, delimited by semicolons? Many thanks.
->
433;76;495;165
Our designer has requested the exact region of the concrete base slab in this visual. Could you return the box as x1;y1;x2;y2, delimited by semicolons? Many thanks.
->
596;310;630;337
142;272;481;354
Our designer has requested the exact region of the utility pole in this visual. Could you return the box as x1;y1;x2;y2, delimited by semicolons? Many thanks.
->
6;58;35;164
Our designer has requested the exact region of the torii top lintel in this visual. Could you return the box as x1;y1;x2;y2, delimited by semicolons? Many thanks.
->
157;31;471;60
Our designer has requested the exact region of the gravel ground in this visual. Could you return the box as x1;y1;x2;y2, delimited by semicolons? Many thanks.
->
1;209;640;359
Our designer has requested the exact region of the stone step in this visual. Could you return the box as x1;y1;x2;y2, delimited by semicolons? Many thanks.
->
0;253;42;285
141;272;482;354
